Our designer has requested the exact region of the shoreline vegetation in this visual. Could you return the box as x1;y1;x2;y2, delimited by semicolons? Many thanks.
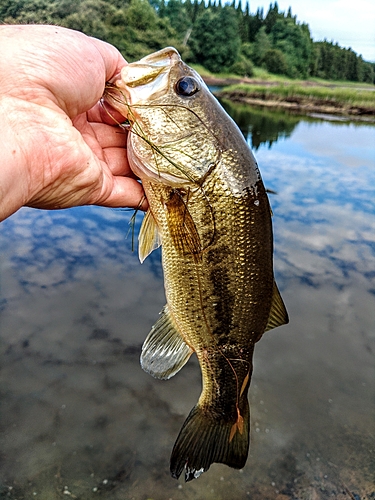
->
2;1;375;86
199;72;375;121
1;1;374;120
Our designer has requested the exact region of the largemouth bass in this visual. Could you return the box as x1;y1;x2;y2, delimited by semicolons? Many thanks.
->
105;48;288;482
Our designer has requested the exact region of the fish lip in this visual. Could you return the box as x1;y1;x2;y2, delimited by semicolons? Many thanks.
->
138;46;181;66
106;47;210;186
115;47;182;106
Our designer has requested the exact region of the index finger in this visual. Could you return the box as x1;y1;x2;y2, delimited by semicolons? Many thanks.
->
89;36;128;82
87;100;128;126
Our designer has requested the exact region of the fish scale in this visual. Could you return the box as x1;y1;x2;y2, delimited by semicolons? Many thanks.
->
105;46;288;482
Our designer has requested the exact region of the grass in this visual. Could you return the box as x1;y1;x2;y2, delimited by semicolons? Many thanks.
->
251;68;375;90
193;63;374;87
223;83;375;108
219;81;375;113
190;63;375;113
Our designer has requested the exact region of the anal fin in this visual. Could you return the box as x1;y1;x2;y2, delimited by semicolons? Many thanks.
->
141;305;193;380
138;209;161;263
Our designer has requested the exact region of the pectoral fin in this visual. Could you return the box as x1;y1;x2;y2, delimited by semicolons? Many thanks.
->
141;305;193;380
165;190;203;257
264;281;289;332
138;209;161;263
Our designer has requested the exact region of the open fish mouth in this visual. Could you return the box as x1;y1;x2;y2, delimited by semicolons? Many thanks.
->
111;47;182;107
104;49;216;186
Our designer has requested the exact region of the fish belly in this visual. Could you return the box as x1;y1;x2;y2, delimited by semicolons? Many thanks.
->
143;168;274;481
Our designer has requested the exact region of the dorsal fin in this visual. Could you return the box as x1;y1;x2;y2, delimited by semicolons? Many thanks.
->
141;305;193;380
138;209;161;263
264;281;289;332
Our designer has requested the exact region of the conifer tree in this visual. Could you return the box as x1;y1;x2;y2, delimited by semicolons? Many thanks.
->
248;7;264;42
264;2;282;33
0;0;372;82
189;5;241;72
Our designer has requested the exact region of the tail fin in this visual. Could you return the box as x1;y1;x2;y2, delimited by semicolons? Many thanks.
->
170;402;250;481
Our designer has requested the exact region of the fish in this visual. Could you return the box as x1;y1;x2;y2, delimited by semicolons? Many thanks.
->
104;47;288;482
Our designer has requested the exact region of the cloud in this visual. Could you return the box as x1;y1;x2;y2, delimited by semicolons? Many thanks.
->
256;119;375;293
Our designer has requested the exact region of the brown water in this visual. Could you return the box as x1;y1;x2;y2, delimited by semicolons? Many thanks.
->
1;106;374;499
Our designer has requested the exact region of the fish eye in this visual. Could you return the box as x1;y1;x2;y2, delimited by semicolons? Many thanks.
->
175;76;200;97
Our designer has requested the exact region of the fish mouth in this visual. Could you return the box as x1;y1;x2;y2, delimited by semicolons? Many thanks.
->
104;47;212;186
114;47;182;107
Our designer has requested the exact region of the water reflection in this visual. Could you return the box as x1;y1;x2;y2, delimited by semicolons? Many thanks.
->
219;98;372;152
220;99;300;150
0;106;374;499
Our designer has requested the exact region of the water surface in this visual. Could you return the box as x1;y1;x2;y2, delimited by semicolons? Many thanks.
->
1;105;374;499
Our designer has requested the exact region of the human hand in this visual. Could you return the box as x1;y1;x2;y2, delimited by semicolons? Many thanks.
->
0;24;146;222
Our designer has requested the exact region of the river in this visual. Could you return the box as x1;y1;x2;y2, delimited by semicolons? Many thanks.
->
0;102;374;499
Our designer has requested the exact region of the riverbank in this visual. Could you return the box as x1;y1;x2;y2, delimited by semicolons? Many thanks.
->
202;75;375;121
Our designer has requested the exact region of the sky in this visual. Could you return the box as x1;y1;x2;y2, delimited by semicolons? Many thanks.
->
252;0;375;62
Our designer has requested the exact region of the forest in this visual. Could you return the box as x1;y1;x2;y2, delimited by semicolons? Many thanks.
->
1;0;374;83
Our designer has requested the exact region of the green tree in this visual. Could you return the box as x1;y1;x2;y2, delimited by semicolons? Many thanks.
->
264;2;283;33
119;0;179;60
2;0;371;82
270;18;313;77
230;54;254;77
263;48;288;75
241;41;253;61
191;0;206;23
125;0;158;30
58;0;114;40
247;7;264;43
189;6;241;72
310;40;371;82
1;0;57;24
362;61;375;84
184;0;194;20
251;26;271;66
236;1;248;42
345;48;362;81
0;0;29;19
163;0;191;39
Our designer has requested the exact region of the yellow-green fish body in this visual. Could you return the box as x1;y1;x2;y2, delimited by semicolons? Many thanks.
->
105;48;288;481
